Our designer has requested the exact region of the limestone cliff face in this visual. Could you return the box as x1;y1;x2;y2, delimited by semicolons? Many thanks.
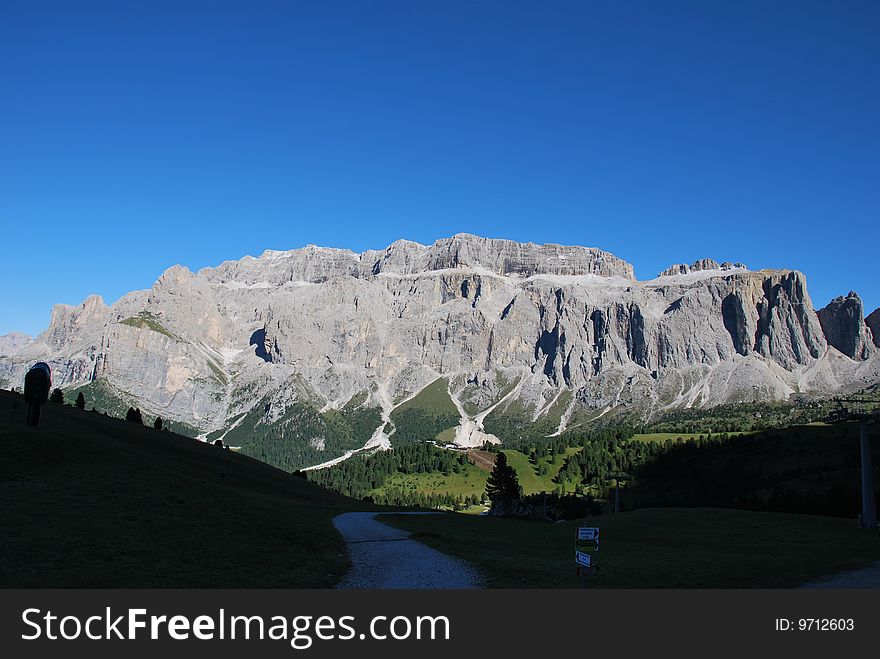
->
817;292;875;361
1;234;877;465
0;332;32;356
658;259;746;277
362;235;635;279
866;308;880;349
205;233;635;285
42;294;110;350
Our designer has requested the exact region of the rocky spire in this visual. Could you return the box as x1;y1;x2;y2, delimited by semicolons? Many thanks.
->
864;307;880;349
817;292;874;360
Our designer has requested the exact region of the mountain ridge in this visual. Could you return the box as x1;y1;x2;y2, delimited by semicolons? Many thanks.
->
1;234;878;470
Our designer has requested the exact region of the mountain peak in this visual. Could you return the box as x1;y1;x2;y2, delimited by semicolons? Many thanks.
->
0;332;33;356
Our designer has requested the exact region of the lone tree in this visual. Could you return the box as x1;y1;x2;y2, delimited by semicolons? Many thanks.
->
75;392;86;410
49;388;64;404
485;452;521;515
126;407;144;424
153;416;163;430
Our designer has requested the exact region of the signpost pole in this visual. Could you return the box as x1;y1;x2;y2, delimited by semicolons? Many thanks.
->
859;421;877;528
823;400;880;529
575;524;599;587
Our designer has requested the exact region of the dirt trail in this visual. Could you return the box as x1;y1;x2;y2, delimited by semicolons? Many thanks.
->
333;512;483;589
468;449;496;471
800;560;880;588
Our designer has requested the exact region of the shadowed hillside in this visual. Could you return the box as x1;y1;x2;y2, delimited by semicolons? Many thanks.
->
382;507;880;588
0;389;368;587
623;422;880;516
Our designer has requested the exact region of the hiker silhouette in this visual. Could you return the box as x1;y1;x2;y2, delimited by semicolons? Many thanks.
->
24;362;52;428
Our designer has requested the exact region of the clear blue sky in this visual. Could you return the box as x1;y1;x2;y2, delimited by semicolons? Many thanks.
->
1;0;878;336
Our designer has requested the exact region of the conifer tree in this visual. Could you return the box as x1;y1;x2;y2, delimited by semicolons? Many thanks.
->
485;452;521;510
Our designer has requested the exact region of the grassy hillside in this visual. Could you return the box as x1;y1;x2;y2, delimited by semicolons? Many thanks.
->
119;311;180;340
382;507;880;588
482;401;560;446
64;379;199;437
362;448;564;505
389;378;460;446
374;469;488;499
502;448;581;495
0;389;367;587
222;386;382;472
644;399;842;434
629;431;756;443
310;445;582;509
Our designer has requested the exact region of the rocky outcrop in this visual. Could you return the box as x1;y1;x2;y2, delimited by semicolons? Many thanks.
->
362;234;635;279
205;233;635;286
751;271;826;366
0;332;33;356
866;308;880;349
658;259;746;278
41;294;109;350
817;292;874;361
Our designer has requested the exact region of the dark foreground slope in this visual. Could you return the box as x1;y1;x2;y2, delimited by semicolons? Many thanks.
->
0;389;366;587
624;422;880;516
382;507;880;588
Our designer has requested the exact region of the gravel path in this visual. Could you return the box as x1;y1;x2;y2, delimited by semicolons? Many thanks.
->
801;560;880;588
333;512;483;589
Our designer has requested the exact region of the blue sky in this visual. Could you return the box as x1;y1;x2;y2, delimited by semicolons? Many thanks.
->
1;0;878;336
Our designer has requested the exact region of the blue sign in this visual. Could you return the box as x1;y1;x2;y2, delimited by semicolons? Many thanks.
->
575;551;592;567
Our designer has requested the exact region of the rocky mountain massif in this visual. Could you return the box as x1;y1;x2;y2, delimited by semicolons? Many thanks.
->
2;234;879;470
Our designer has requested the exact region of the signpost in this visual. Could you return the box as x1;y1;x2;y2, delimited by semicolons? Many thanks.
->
575;526;599;587
577;527;599;542
825;399;879;529
575;551;592;568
